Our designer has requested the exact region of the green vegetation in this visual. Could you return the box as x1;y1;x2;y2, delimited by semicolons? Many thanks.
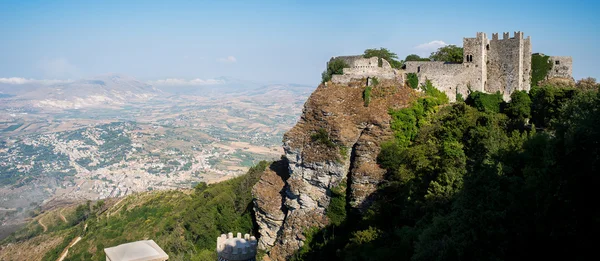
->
456;92;464;102
339;146;348;160
576;77;600;90
4;162;270;261
311;128;336;148
429;45;464;63
322;58;349;83
326;180;347;226
504;90;532;125
531;53;552;86
465;91;504;113
370;77;379;86
385;80;448;147
293;82;599;260
363;48;402;69
363;86;372;107
530;85;578;128
406;73;418;89
404;54;430;62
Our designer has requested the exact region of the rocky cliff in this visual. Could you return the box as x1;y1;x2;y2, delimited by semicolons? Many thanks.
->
252;79;416;260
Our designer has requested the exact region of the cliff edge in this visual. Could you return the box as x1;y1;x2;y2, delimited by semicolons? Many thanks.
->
252;79;416;260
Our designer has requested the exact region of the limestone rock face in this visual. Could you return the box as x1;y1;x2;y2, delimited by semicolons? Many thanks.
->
252;79;415;260
252;161;288;250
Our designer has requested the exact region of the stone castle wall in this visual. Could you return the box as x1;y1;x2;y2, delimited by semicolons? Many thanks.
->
463;32;487;92
404;61;472;101
328;32;571;102
330;56;400;84
548;56;573;80
405;31;540;101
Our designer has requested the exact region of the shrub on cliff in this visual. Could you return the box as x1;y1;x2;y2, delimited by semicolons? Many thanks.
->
363;86;372;107
311;128;336;148
321;58;349;83
406;73;418;89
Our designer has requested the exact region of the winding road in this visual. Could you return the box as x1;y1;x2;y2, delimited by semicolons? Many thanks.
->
37;219;47;233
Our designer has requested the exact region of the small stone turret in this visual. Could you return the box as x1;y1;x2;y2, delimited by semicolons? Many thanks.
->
216;232;258;261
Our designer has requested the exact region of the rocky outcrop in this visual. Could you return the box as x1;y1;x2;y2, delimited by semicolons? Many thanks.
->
253;79;415;260
251;161;288;250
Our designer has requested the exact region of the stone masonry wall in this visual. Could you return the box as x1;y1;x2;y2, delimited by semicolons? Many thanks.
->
548;56;573;80
331;56;399;84
404;61;473;102
486;32;531;100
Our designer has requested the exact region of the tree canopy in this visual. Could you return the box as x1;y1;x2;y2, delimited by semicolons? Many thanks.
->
363;48;403;69
404;54;430;62
321;58;349;83
429;45;464;63
292;82;600;261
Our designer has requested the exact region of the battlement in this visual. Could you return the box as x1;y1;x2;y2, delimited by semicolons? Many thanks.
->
514;31;524;39
217;232;258;261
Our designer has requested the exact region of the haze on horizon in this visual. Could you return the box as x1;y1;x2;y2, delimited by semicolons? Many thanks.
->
0;0;598;86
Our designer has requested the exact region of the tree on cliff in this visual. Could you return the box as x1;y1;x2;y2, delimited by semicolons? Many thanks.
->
429;45;463;63
321;58;349;83
363;48;403;69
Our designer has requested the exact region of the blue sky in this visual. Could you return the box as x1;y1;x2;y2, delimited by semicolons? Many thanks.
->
0;0;598;86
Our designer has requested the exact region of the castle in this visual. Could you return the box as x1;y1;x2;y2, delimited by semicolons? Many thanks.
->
329;31;573;101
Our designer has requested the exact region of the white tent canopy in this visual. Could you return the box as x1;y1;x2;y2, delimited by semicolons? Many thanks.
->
104;240;168;261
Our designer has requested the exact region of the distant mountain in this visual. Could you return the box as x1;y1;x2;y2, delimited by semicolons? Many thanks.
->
1;74;162;110
155;76;266;96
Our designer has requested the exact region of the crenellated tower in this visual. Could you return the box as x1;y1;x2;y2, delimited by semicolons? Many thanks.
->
462;32;489;92
485;31;532;99
216;232;258;261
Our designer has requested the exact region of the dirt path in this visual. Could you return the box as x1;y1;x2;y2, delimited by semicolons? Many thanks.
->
107;197;126;217
56;236;82;261
59;209;67;223
38;219;48;232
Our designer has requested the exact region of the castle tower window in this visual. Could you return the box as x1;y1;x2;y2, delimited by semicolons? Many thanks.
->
418;66;421;73
555;60;560;65
486;44;490;50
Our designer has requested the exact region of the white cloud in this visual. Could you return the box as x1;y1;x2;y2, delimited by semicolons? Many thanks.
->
217;56;237;63
0;77;74;85
147;78;225;86
415;40;448;51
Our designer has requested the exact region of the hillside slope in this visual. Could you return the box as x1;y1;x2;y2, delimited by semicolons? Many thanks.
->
0;162;268;261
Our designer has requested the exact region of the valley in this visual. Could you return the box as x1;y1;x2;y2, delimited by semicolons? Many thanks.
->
0;75;313;234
